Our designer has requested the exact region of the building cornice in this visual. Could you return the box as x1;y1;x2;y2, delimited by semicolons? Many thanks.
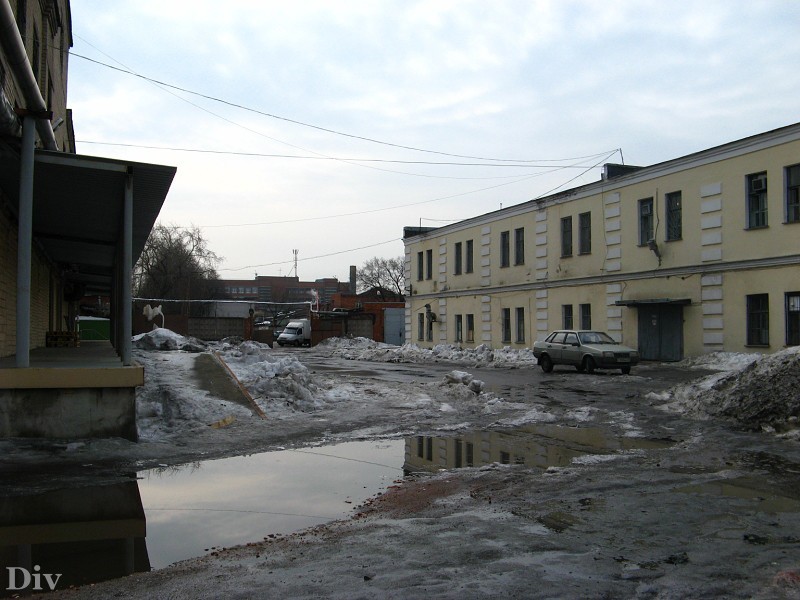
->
409;254;800;302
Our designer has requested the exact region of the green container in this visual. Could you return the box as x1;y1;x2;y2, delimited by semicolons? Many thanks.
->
78;317;110;341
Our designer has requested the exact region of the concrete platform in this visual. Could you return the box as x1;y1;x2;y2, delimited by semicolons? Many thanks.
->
0;342;142;441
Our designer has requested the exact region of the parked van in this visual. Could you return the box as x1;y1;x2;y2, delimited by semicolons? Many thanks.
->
277;319;311;347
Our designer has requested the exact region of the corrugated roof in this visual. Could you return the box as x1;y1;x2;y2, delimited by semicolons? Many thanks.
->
0;147;176;294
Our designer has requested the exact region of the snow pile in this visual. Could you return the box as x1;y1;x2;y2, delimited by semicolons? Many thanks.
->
653;347;800;432
219;344;323;412
674;351;761;372
132;328;206;352
317;337;538;367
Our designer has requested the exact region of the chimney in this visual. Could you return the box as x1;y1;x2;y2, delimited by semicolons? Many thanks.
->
349;265;357;294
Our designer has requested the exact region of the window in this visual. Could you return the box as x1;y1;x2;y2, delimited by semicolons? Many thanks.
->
455;314;463;342
515;307;525;343
426;249;433;280
465;240;474;273
666;191;682;240
466;314;475;342
514;228;525;265
562;305;574;329
786;293;800;346
579;303;592;330
417;251;423;281
746;294;769;346
501;308;511;342
454;242;462;275
786;165;800;223
578;212;591;254
747;172;768;229
500;231;510;267
416;436;424;458
561;216;573;257
417;313;424;341
639;198;654;245
426;313;433;342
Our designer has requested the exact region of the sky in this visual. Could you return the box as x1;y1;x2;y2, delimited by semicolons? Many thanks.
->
67;1;800;284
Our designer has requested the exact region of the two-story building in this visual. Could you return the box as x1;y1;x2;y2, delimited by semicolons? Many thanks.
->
403;123;800;360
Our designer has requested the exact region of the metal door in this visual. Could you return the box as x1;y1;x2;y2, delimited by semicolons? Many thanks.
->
637;304;683;361
383;308;406;346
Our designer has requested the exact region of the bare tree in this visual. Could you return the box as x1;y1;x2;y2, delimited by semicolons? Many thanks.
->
356;256;405;296
134;224;222;311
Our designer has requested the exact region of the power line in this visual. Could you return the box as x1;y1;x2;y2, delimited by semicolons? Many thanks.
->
219;238;401;272
70;48;619;165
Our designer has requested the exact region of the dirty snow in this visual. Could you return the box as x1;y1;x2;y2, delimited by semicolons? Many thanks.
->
11;333;800;599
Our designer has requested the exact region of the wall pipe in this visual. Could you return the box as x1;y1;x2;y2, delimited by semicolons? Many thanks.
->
15;115;34;366
0;0;57;150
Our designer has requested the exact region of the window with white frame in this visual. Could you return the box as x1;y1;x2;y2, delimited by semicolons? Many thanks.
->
500;231;510;267
639;197;654;245
746;172;768;229
561;216;573;257
746;293;769;345
562;304;573;329
514;228;525;265
786;164;800;223
515;307;525;343
665;191;682;240
578;212;591;254
579;303;591;330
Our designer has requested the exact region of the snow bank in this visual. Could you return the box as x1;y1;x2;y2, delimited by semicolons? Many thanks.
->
218;342;324;412
132;328;206;352
317;337;538;367
653;347;800;432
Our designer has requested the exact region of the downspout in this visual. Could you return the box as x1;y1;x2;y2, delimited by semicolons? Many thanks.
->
0;0;58;150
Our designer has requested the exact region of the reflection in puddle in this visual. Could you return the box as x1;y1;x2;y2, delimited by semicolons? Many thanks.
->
0;439;404;594
0;482;149;596
675;477;800;513
138;440;404;569
404;424;672;473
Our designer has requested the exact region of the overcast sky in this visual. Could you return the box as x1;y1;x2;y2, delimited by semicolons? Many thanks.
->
67;1;800;284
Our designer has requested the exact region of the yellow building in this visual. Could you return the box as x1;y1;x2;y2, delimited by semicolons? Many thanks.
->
403;123;800;360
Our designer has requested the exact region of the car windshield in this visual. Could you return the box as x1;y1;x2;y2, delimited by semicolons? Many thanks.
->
578;331;616;345
283;327;300;335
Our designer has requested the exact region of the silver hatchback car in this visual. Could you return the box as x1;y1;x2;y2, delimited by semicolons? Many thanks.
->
532;330;639;374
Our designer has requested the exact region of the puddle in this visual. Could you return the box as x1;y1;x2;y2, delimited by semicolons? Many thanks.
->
674;476;800;513
0;440;403;594
405;424;672;472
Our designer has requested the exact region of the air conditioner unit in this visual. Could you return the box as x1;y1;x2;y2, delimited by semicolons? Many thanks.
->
751;177;766;192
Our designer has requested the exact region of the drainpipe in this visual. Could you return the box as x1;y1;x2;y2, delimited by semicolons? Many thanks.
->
14;115;34;366
0;0;57;150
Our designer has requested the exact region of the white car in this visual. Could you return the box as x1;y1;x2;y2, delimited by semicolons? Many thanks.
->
532;330;639;374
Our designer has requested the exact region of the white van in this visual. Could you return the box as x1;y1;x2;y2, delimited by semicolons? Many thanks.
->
277;319;311;347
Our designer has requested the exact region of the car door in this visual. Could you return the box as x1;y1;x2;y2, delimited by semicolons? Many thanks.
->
542;332;567;362
560;332;582;365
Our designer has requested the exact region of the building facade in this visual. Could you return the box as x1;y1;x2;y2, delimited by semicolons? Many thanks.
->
403;123;800;360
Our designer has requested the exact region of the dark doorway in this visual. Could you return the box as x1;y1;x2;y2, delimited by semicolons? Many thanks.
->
637;303;684;361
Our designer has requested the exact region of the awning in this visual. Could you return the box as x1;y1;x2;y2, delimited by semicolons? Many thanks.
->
615;298;692;306
0;146;176;294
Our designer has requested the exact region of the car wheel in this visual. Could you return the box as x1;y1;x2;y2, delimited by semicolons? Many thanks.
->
539;355;554;373
582;356;595;374
621;366;631;375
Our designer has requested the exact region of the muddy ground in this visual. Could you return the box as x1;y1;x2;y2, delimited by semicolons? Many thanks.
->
7;343;800;598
